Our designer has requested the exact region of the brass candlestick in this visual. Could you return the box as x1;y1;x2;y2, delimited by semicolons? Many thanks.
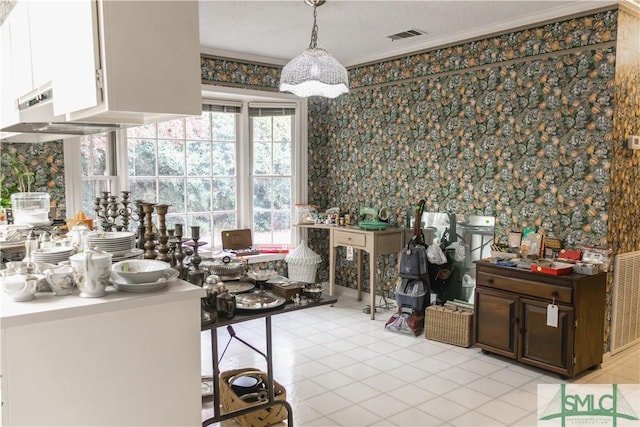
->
141;202;157;259
155;204;171;263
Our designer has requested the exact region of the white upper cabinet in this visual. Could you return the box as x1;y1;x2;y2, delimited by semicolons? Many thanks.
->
29;0;61;90
2;0;202;130
49;0;101;116
62;0;203;124
7;2;32;97
0;16;19;129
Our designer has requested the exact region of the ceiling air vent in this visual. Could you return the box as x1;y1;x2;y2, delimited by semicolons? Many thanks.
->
387;29;426;42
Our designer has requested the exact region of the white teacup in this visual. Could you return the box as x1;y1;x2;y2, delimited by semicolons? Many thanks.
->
69;251;113;298
44;266;76;296
1;274;38;302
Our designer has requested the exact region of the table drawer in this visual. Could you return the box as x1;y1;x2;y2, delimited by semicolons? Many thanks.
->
333;230;367;248
476;272;572;304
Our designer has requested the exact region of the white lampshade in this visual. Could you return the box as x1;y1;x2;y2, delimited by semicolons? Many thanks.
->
280;48;349;98
279;0;349;99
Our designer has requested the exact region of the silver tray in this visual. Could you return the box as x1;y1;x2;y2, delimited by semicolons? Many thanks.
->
224;282;255;294
235;292;286;311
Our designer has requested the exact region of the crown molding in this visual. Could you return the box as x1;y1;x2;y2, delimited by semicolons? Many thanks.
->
200;46;286;67
345;0;619;68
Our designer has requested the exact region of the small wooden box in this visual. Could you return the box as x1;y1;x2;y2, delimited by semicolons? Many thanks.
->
425;305;473;348
267;282;302;301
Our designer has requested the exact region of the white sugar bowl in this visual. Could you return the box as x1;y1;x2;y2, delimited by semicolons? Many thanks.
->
1;274;39;302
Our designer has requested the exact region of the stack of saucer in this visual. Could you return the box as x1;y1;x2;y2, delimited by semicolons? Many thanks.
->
31;246;76;264
85;231;143;261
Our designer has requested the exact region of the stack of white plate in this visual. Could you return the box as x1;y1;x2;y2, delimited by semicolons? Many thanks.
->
85;231;143;262
31;246;76;264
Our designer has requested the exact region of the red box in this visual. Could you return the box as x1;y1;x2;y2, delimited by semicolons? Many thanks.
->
559;249;581;260
531;262;574;275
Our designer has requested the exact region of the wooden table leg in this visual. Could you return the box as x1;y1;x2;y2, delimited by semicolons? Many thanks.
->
329;243;336;297
370;251;376;320
357;249;362;301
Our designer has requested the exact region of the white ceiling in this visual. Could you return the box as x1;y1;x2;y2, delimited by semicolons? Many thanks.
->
198;0;618;67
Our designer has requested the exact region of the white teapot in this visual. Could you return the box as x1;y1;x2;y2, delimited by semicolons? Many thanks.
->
69;251;113;298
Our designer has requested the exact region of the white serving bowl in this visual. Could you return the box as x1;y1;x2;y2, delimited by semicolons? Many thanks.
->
111;260;172;284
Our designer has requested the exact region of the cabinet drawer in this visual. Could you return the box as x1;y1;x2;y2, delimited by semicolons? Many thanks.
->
333;230;367;248
476;272;572;304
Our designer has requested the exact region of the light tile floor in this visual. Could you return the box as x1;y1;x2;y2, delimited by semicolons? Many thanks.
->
202;286;640;427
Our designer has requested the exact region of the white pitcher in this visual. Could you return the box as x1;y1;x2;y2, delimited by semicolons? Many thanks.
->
69;251;113;298
69;224;90;251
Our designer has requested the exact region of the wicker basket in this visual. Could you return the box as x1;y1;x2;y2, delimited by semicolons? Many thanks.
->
287;263;318;283
285;240;321;283
425;305;473;348
219;368;287;427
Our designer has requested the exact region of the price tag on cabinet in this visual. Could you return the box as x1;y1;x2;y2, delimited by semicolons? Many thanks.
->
547;304;559;327
346;246;354;261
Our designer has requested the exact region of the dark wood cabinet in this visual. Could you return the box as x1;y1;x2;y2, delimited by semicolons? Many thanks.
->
474;261;606;377
475;288;518;358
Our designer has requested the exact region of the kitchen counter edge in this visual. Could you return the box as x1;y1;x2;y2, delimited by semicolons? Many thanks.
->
1;279;205;328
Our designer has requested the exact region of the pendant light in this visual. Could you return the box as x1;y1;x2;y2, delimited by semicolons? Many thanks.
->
279;0;349;99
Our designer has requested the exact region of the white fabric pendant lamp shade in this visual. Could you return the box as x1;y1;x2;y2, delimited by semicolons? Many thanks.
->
279;0;349;99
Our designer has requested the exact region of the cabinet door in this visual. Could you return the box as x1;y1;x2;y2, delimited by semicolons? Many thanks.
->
8;2;33;97
51;0;101;116
28;1;58;89
475;287;519;358
519;298;574;376
1;19;19;128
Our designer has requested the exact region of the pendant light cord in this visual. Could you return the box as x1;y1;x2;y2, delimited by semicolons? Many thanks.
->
309;4;318;49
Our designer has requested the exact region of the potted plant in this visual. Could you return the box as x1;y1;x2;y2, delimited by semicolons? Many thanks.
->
0;152;35;208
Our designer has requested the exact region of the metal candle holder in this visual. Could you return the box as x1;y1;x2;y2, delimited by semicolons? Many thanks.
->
173;223;189;280
141;202;157;259
155;204;171;263
93;190;139;232
186;226;206;287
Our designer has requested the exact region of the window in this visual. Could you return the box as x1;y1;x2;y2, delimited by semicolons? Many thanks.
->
75;132;118;217
66;90;308;252
250;107;295;246
126;106;241;248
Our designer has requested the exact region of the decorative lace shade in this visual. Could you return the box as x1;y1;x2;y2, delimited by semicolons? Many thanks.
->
279;48;349;99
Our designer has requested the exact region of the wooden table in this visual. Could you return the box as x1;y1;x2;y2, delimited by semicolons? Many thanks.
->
298;224;405;319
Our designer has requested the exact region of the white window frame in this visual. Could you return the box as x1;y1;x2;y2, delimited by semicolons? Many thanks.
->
65;85;309;258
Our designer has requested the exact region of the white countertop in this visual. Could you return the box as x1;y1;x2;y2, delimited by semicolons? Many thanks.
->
1;279;205;328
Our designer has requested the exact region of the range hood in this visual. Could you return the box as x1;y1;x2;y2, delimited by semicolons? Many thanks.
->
1;84;127;142
0;0;201;142
0;84;126;142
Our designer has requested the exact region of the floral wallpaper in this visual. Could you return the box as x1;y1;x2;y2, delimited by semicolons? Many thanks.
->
608;7;640;257
348;12;616;89
0;141;66;219
201;54;281;91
